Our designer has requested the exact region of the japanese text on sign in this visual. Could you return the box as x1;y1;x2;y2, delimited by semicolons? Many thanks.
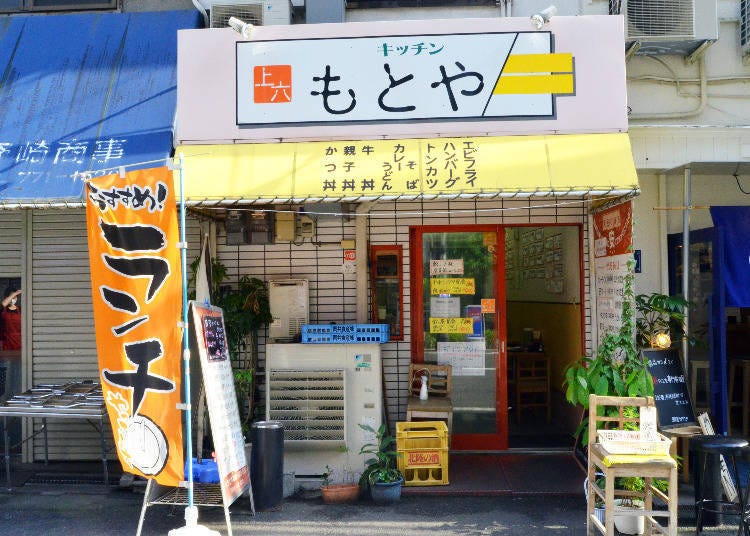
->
237;32;574;125
431;278;475;295
429;317;473;334
430;259;464;275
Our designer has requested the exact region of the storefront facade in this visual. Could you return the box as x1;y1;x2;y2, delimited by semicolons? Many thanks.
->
175;14;638;450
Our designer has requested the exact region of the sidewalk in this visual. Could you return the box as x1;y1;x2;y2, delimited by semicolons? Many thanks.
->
0;477;745;536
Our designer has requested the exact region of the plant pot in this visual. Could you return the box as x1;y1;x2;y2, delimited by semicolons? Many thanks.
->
321;483;360;504
370;478;403;504
613;499;645;535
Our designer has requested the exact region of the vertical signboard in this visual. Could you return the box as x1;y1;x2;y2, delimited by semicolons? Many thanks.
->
189;302;250;503
85;167;183;486
593;201;633;348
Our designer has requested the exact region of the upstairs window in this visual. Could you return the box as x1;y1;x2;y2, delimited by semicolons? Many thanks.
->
0;0;116;13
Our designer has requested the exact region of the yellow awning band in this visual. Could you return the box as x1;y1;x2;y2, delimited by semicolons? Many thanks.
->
176;133;638;203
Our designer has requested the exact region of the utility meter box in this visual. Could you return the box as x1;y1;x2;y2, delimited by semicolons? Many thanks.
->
269;279;309;341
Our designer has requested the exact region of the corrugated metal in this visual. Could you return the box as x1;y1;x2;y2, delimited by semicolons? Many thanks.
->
0;210;23;275
29;209;202;460
0;10;202;205
217;199;591;431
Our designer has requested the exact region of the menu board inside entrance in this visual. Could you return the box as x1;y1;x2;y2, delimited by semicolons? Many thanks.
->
189;301;250;504
643;348;697;429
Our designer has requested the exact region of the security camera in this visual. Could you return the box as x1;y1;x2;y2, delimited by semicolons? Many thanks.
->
530;5;558;30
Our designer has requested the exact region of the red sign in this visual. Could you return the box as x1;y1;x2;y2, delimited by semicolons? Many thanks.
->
343;249;356;262
593;201;632;258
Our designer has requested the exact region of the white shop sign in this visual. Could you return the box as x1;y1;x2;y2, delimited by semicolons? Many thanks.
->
236;32;562;125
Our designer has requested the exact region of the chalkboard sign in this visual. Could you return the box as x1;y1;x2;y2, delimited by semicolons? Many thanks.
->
201;315;227;361
643;348;697;429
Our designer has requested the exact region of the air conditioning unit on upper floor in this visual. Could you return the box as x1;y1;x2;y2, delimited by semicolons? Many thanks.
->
742;0;750;64
612;0;718;57
203;0;292;28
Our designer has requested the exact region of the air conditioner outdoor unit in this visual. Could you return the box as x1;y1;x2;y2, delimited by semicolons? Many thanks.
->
742;0;750;64
615;0;717;57
207;0;292;28
266;343;383;478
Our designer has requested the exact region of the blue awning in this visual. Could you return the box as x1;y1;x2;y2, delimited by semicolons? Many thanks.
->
0;10;202;207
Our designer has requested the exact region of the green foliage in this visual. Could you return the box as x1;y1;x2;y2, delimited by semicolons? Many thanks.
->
190;253;272;436
563;258;653;423
635;293;690;348
357;423;403;487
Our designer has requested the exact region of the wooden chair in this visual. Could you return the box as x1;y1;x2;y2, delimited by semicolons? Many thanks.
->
586;394;678;536
514;353;551;423
406;363;453;440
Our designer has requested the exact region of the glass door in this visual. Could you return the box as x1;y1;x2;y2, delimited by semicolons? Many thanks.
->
411;225;506;450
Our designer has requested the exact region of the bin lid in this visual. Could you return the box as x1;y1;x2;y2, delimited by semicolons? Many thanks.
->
252;420;284;429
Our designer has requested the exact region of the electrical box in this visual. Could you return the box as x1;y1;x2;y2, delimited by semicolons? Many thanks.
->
248;211;274;244
297;215;315;238
275;212;296;242
269;279;309;341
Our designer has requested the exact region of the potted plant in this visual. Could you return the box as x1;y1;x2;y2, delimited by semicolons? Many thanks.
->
320;465;360;504
358;423;404;504
191;256;272;437
635;292;690;349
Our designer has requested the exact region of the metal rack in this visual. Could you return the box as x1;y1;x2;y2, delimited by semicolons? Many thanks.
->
0;381;108;491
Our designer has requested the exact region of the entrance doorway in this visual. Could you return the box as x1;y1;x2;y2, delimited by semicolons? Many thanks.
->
410;224;583;451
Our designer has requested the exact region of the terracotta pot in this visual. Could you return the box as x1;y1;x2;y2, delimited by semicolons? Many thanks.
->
321;483;360;504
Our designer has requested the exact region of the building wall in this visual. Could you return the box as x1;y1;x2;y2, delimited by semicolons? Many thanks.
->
218;197;590;427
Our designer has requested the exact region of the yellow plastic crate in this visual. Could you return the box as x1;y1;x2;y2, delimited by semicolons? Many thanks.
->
396;421;449;450
397;446;449;486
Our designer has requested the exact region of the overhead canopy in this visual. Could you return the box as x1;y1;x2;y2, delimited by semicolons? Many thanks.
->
176;132;639;204
0;10;202;208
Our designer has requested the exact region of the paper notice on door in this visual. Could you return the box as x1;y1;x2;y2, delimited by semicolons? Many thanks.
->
437;341;485;376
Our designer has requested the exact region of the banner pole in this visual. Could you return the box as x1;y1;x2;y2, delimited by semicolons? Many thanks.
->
168;154;219;536
179;152;195;509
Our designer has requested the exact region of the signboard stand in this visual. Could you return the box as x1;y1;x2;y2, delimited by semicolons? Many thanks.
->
136;302;254;536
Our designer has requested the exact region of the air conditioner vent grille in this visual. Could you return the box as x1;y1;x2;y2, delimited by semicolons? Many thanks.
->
210;3;263;28
267;369;346;444
742;0;750;48
625;0;694;39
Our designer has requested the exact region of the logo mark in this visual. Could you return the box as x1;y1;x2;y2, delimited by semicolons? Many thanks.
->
254;65;292;103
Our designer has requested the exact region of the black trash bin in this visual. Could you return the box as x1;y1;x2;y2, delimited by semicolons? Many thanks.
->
250;420;284;511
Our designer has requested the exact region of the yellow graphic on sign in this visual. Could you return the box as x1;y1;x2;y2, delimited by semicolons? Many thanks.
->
431;278;475;295
429;317;474;334
494;53;574;95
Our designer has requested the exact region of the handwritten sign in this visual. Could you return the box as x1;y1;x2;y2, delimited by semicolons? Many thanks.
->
202;315;228;361
431;278;475;295
430;259;464;275
429;317;473;334
643;348;696;429
437;340;485;376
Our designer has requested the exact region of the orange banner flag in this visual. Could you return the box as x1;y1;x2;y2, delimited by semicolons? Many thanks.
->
85;167;184;486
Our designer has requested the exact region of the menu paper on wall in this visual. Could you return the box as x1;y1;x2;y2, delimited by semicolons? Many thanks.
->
189;302;250;504
592;201;633;348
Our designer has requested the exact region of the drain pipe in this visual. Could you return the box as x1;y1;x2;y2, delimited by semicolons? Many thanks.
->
629;56;707;120
192;0;209;27
681;166;691;379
